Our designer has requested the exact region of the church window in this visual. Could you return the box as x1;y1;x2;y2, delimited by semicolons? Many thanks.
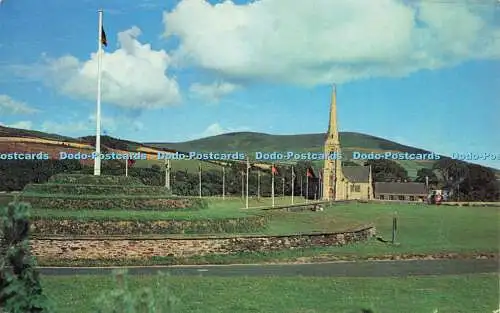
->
398;195;405;201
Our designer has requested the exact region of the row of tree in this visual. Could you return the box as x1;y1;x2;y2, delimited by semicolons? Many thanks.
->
0;158;498;201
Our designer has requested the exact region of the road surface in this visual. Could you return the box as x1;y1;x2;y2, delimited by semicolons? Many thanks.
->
38;259;499;277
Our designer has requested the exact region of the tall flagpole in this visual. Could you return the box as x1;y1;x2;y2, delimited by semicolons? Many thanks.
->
246;157;249;209
222;166;225;200
241;170;244;199
198;163;202;198
291;166;294;204
94;9;103;176
257;171;260;199
165;159;170;189
125;159;128;177
282;177;285;198
306;170;309;204
271;163;275;207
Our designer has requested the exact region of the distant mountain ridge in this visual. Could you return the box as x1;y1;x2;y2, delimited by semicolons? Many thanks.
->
146;131;434;156
1;126;498;178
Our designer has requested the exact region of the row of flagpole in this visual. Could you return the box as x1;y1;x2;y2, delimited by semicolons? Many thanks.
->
95;12;321;205
92;11;324;206
123;154;318;205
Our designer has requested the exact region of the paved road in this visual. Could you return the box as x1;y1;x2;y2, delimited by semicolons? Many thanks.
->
38;259;499;277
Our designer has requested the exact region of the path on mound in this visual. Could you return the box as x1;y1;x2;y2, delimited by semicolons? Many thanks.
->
39;259;498;277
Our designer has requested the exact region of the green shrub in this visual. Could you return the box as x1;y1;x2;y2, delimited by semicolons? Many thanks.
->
94;269;178;313
0;201;52;313
47;174;144;186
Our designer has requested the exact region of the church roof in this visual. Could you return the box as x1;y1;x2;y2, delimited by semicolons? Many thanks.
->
343;166;370;183
374;182;427;195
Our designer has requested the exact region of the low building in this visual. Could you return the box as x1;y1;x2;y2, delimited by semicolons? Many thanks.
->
374;182;427;202
341;166;372;200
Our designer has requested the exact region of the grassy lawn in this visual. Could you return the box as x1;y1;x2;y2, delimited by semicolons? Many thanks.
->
41;273;499;313
31;201;499;266
0;192;15;206
38;202;500;253
29;196;313;221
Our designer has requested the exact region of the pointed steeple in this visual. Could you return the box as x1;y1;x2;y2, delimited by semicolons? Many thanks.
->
326;84;339;143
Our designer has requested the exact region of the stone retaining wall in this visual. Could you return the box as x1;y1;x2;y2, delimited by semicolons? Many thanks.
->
30;216;267;235
31;226;375;260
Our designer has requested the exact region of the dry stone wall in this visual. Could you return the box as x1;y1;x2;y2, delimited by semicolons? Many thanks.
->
30;216;268;235
31;226;375;260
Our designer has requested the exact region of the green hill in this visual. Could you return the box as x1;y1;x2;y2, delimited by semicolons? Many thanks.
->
147;131;432;155
145;131;441;177
1;126;498;179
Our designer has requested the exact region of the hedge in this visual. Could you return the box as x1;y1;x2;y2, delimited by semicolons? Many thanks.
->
19;196;208;211
22;183;172;196
30;216;268;235
47;174;144;186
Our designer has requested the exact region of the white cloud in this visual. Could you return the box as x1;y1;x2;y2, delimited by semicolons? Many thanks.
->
0;94;39;115
189;80;238;102
0;120;33;130
163;0;500;85
196;122;250;139
19;27;181;109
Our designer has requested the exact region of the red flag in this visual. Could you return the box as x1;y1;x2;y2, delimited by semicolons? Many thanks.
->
127;159;135;167
306;168;313;177
271;165;278;175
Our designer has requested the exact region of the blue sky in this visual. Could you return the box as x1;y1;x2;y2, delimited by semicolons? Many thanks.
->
0;0;499;168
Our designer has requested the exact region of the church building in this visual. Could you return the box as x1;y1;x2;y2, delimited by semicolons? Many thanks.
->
322;86;373;200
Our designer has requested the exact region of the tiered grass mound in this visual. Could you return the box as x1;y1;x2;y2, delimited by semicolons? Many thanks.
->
22;174;267;236
20;174;207;211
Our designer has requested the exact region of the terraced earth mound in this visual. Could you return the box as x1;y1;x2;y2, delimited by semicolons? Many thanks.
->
18;174;206;211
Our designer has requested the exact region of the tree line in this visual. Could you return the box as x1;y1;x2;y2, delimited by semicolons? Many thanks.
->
0;157;498;201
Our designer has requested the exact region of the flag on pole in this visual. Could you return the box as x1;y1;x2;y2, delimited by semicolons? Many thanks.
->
306;168;313;177
125;158;135;177
271;165;278;175
291;166;295;204
101;26;107;47
127;159;135;167
94;10;105;176
306;168;312;202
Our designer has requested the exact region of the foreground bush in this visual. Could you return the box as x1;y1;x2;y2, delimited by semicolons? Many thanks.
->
95;270;178;313
0;201;51;313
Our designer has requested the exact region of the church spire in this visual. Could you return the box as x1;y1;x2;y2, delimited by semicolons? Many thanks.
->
326;84;339;143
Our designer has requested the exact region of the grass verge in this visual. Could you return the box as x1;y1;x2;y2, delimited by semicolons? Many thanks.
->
41;273;499;313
